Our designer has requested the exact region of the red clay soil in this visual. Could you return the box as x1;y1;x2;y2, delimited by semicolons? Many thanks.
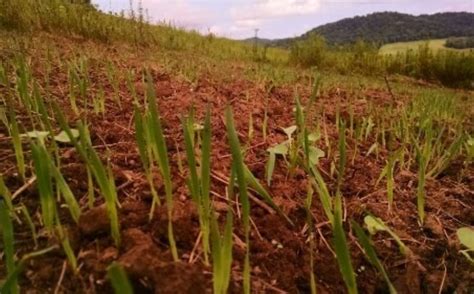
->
0;36;473;294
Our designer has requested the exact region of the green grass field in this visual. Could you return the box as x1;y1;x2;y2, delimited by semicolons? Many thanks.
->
379;38;474;55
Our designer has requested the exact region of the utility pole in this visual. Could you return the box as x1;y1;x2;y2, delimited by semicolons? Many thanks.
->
253;28;259;59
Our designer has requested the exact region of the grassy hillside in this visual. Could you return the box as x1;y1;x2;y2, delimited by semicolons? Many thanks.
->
0;1;473;294
380;38;474;55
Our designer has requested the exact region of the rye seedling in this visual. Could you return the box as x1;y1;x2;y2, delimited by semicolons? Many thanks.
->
332;120;358;294
416;141;429;226
31;142;57;231
144;72;178;261
31;141;79;270
0;200;18;294
353;221;397;294
182;108;212;265
376;149;403;210
18;204;38;248
225;106;251;294
107;262;134;294
333;193;357;294
106;62;122;109
1;245;57;294
6;106;26;181
134;104;160;219
298;96;319;294
54;104;121;247
211;210;234;294
0;175;14;211
305;182;317;294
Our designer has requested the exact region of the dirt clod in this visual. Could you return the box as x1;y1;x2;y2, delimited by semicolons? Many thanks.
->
78;204;110;235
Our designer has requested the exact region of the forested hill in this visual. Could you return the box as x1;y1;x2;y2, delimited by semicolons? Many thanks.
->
273;12;474;46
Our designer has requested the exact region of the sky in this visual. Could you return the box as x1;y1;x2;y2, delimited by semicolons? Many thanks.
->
92;0;474;39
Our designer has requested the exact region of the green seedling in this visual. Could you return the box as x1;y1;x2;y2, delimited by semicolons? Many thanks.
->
182;108;212;265
56;224;78;271
416;145;428;226
353;221;397;294
32;141;81;224
18;204;38;248
266;143;288;186
309;159;334;225
0;200;18;294
376;149;403;210
244;166;293;225
337;120;347;191
54;104;121;247
211;211;234;294
31;142;57;231
6;107;26;181
456;227;474;264
1;244;57;294
364;215;409;256
134;105;160;219
0;105;7;128
333;193;358;294
225;106;251;294
144;72;178;261
106;62;122;109
107;262;134;294
0;175;13;211
31;141;79;270
305;183;317;294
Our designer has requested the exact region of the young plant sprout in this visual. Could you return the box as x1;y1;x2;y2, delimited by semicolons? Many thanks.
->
225;106;251;294
182;108;212;265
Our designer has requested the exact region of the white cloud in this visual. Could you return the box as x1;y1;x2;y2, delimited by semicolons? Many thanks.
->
234;19;262;28
137;0;215;29
231;0;321;22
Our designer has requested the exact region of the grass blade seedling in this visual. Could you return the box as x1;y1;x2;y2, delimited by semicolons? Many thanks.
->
107;262;134;294
225;106;251;294
211;210;234;294
332;193;358;294
6;106;26;181
134;105;160;219
51;164;81;223
53;104;121;247
200;108;212;265
18;204;38;248
0;200;18;294
1;245;57;294
416;146;428;226
305;183;317;294
376;149;402;210
145;72;178;261
244;166;293;225
364;215;409;256
56;224;78;271
182;108;212;265
31;141;79;270
353;221;397;294
0;175;14;211
337;120;347;191
31;142;57;231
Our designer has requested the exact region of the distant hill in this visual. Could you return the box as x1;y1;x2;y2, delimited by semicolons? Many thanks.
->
271;12;474;46
242;37;274;45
